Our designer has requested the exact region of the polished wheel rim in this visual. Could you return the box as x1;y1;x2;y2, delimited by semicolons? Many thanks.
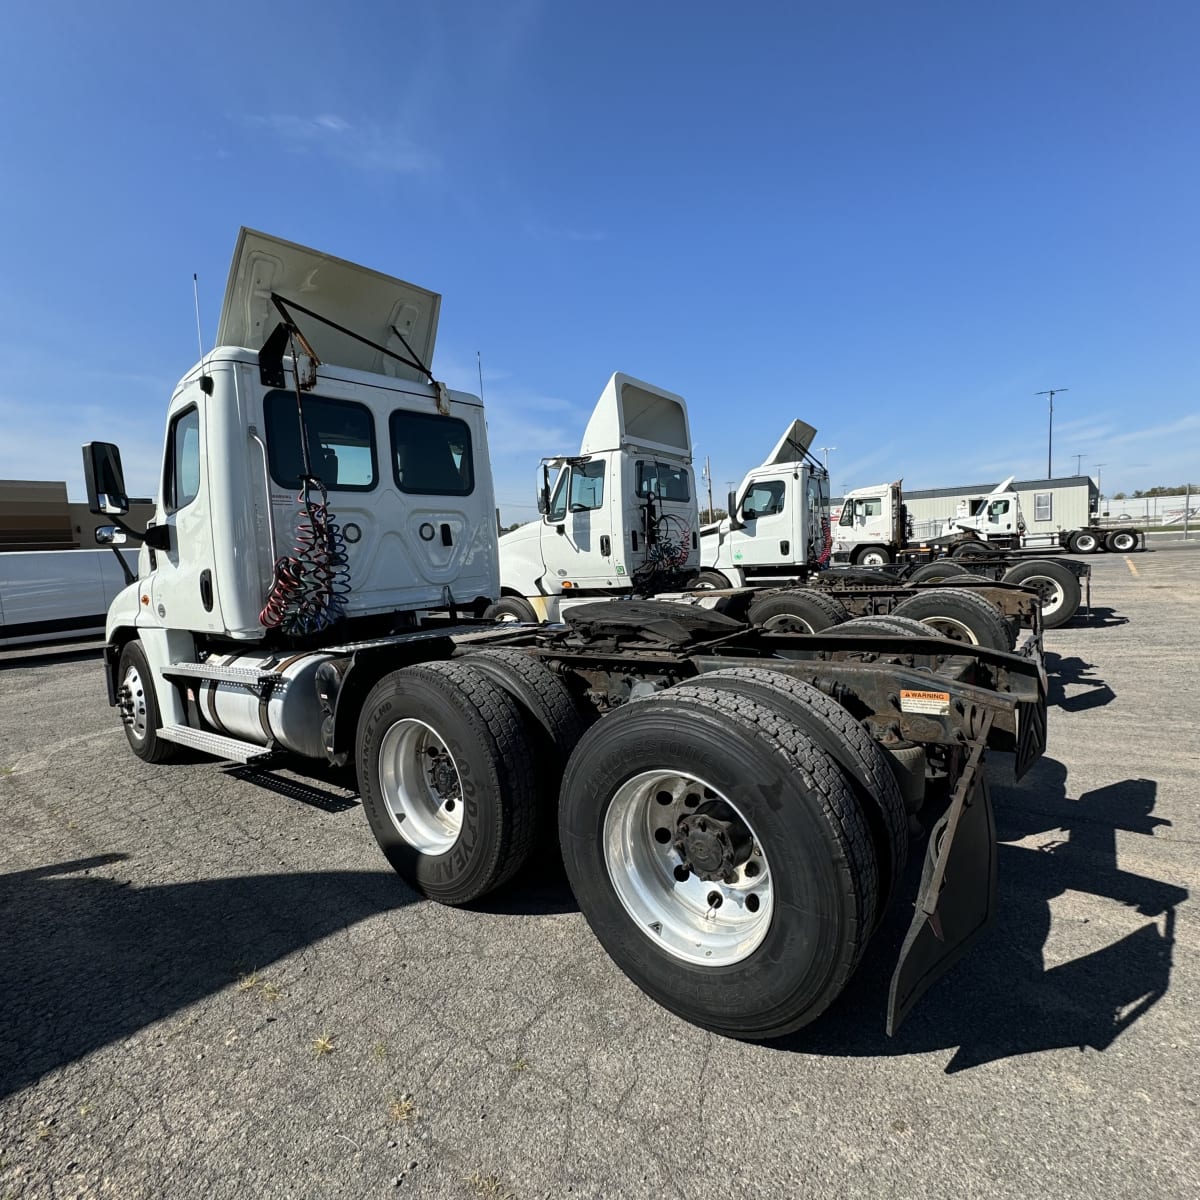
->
378;719;464;853
603;770;773;966
761;612;817;634
1026;577;1065;617
121;664;149;742
861;552;886;566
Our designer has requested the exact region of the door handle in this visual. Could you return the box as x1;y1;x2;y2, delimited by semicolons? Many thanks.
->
600;535;611;556
780;540;790;555
199;569;214;612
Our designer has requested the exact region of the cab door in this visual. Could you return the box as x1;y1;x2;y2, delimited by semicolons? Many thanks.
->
539;457;614;589
147;389;222;632
730;476;791;568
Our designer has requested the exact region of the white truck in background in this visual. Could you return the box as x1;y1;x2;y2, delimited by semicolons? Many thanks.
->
487;373;699;622
835;477;1144;564
695;419;831;588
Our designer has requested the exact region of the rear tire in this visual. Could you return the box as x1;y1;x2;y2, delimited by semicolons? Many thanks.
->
117;640;180;764
1001;560;1081;629
357;661;540;904
1105;529;1138;553
747;589;850;633
829;614;949;638
906;560;967;585
559;687;877;1039
687;668;909;918
483;596;539;622
952;541;1004;560
891;587;1012;650
1069;530;1101;554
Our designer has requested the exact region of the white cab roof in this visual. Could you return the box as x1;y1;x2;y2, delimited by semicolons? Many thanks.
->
216;228;441;382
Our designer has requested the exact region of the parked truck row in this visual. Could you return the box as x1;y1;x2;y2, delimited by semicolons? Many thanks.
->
86;229;1052;1040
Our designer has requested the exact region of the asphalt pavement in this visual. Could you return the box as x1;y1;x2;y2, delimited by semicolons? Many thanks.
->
1;547;1197;1199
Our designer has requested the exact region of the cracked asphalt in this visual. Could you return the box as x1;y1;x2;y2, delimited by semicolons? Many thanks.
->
1;547;1198;1199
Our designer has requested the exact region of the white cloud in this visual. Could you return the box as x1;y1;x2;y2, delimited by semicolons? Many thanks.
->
242;113;439;175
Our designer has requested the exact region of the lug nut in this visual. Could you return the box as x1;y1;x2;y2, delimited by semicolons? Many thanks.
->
673;865;690;883
706;891;723;909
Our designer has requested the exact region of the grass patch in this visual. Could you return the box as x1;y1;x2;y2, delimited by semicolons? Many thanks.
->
466;1171;514;1199
312;1034;336;1058
388;1095;418;1124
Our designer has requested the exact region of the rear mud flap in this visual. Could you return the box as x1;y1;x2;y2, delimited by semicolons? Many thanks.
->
887;761;997;1035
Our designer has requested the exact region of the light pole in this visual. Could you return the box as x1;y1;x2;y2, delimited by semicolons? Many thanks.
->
817;446;837;473
1036;388;1068;477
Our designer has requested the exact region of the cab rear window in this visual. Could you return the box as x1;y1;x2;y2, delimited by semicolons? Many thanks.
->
264;392;377;491
391;411;474;495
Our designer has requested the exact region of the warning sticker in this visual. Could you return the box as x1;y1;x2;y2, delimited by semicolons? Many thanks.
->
900;688;951;716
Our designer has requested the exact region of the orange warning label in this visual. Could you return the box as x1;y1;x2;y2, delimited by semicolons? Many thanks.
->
900;688;951;715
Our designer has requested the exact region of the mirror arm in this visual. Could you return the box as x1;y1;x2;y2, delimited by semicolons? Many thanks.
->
108;545;136;587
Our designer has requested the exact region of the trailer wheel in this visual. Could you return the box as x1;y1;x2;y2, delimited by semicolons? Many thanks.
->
1001;560;1081;629
690;569;733;590
559;688;877;1039
747;589;850;633
483;596;539;622
1069;530;1101;554
357;661;539;904
116;641;180;763
854;545;892;567
1105;529;1138;553
685;668;908;919
457;648;593;848
892;587;1012;651
906;560;967;584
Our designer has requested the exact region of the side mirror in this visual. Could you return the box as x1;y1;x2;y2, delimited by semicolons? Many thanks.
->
94;525;128;545
83;442;129;515
536;464;550;515
727;488;744;531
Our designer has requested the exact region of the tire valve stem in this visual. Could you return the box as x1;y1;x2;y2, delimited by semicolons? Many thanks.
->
706;891;723;914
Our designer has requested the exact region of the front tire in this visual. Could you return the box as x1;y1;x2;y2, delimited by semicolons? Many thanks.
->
854;545;892;567
357;661;539;904
559;687;877;1039
482;596;539;622
690;569;733;589
117;640;179;764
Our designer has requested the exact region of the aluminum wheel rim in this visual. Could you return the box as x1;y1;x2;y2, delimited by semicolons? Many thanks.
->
603;770;773;966
918;615;978;644
1025;576;1065;617
860;552;886;566
1112;534;1135;551
761;612;818;634
122;664;149;742
378;719;464;854
1077;535;1097;552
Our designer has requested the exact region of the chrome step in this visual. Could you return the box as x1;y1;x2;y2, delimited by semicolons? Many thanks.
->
163;662;283;689
157;724;273;763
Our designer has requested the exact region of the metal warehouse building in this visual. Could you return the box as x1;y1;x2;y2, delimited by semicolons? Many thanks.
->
899;474;1097;539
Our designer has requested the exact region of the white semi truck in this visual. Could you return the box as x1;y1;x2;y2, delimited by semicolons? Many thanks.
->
86;228;1051;1040
835;478;1143;562
487;373;699;622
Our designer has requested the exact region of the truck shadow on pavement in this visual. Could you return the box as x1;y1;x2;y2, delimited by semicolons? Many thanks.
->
1076;605;1129;629
0;856;417;1101
781;757;1186;1072
1045;652;1117;712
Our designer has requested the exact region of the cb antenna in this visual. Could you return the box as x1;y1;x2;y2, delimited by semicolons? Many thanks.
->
192;273;204;359
477;350;485;403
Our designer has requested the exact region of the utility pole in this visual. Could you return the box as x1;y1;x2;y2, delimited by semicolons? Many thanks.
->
1072;452;1087;476
1035;388;1068;478
1094;462;1107;510
817;446;837;473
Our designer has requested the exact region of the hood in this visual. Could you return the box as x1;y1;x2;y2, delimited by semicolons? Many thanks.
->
216;228;441;382
498;520;544;549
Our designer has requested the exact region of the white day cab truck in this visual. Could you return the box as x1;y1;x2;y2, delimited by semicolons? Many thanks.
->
496;397;1047;650
88;228;1050;1040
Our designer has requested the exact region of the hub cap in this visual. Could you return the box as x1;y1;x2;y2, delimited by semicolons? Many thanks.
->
120;664;148;741
917;615;978;644
603;770;773;966
378;719;464;854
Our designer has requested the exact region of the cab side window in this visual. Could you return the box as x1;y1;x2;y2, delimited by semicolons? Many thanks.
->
743;480;785;518
568;460;606;511
164;406;201;513
988;499;1010;519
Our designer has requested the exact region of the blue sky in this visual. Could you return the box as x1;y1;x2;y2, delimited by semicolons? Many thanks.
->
1;1;1196;519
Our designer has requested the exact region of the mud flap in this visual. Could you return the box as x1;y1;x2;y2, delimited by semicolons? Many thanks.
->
887;757;997;1035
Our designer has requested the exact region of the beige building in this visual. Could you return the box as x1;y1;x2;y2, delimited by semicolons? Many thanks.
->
1;479;154;551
